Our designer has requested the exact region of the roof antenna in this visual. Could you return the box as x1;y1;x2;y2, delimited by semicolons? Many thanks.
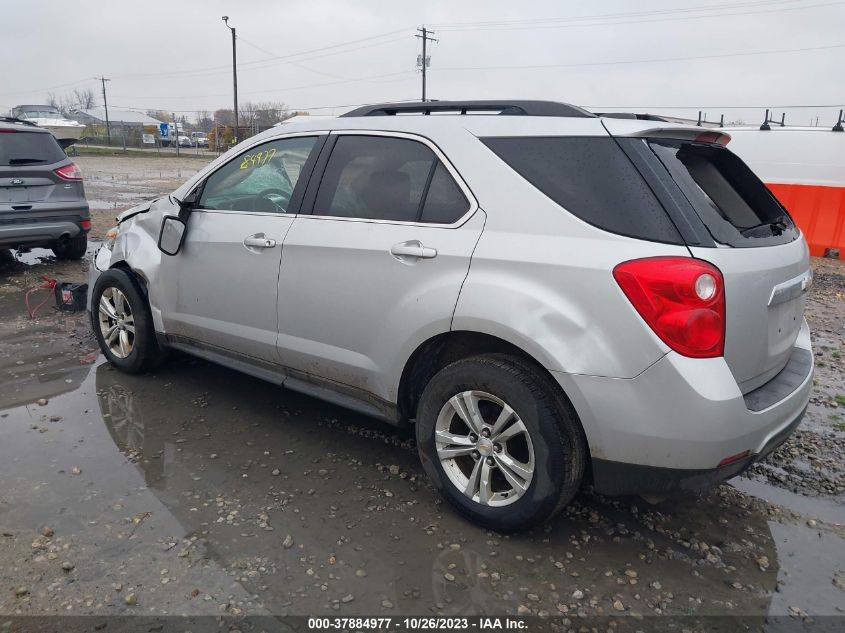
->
834;109;844;132
760;109;771;131
719;114;724;127
780;112;786;127
697;111;702;127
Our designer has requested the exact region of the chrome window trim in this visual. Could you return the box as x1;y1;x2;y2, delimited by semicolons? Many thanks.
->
304;129;480;229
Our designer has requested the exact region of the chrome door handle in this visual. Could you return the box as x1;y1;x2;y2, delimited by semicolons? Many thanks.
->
390;241;437;260
243;236;276;248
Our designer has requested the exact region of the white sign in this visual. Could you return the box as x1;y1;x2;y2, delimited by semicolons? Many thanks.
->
142;133;155;145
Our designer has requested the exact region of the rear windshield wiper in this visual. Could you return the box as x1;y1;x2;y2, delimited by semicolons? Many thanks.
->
8;157;49;165
740;216;788;237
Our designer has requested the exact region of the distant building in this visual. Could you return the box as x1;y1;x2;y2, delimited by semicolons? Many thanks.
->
71;108;165;127
70;108;166;144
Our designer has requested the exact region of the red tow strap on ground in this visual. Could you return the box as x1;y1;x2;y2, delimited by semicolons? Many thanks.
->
25;276;57;318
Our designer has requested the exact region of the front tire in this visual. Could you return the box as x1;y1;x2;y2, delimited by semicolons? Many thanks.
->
91;269;166;373
52;235;87;260
416;354;586;532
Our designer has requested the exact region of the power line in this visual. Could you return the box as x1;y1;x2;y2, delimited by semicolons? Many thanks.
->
105;39;842;104
430;42;845;73
109;68;417;102
431;0;844;31
430;0;803;27
111;28;412;82
237;36;388;84
0;78;93;98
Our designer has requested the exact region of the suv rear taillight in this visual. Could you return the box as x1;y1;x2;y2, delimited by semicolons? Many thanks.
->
55;163;83;181
613;257;725;358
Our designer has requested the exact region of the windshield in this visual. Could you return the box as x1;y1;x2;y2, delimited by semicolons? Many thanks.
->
17;109;62;119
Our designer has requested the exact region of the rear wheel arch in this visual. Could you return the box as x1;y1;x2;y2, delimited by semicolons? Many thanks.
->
398;332;584;429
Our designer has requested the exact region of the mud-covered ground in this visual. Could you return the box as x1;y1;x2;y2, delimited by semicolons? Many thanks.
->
0;155;843;630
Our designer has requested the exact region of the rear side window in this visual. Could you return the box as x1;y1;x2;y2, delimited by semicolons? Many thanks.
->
648;140;798;247
420;162;470;224
481;136;682;244
0;131;66;166
313;135;469;224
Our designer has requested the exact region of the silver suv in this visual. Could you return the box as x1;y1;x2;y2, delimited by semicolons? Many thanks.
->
88;101;813;531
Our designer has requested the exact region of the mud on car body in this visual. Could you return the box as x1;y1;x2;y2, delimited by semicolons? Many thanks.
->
88;100;813;531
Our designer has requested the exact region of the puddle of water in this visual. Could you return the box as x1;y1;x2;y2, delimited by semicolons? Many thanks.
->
766;520;845;617
732;477;845;525
1;353;843;617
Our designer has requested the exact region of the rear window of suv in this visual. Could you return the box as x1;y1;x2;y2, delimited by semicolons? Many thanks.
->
481;136;683;244
648;140;798;247
0;130;66;167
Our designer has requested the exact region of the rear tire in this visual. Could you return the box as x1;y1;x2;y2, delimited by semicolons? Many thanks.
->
91;268;167;373
52;235;87;260
416;353;587;532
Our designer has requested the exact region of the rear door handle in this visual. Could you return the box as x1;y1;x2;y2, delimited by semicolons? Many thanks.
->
243;235;277;249
390;240;437;260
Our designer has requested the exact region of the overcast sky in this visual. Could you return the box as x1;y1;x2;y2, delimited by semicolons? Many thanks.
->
2;0;843;126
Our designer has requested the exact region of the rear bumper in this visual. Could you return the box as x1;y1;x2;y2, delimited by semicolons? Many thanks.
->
553;318;813;494
590;403;806;496
0;205;90;248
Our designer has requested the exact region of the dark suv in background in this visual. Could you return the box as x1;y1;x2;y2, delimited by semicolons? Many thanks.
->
0;118;90;260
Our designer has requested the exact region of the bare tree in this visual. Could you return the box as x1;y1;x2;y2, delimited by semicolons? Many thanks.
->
146;110;173;123
254;101;290;127
214;108;234;126
240;101;259;133
196;110;213;132
73;88;95;110
46;88;96;115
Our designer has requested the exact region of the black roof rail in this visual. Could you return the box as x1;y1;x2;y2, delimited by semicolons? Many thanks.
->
340;100;595;118
0;116;38;127
595;112;670;122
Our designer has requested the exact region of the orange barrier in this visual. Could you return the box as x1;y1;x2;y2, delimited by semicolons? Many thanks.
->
766;183;845;258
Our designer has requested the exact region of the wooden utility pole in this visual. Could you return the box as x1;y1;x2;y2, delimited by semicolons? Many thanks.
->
94;76;111;145
223;16;239;144
416;27;437;102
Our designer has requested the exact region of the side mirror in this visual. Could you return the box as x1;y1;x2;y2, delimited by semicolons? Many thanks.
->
158;216;186;256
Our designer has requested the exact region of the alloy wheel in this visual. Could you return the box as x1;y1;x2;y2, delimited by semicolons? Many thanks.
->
97;287;135;359
435;390;535;507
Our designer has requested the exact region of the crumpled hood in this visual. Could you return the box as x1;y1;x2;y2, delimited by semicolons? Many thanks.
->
117;200;154;224
117;196;177;224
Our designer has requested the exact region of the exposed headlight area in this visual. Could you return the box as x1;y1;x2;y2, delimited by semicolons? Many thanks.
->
104;226;119;250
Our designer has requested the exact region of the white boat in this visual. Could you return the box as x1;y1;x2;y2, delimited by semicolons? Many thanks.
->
10;105;86;148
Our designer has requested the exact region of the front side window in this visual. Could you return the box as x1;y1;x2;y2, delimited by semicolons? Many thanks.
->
313;135;469;223
198;136;317;213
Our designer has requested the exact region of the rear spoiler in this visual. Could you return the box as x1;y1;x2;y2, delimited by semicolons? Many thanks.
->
602;119;731;145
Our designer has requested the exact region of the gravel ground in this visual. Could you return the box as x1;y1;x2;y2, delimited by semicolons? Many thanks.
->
0;155;843;628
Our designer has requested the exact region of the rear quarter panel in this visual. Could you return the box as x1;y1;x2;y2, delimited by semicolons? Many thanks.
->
445;128;686;379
